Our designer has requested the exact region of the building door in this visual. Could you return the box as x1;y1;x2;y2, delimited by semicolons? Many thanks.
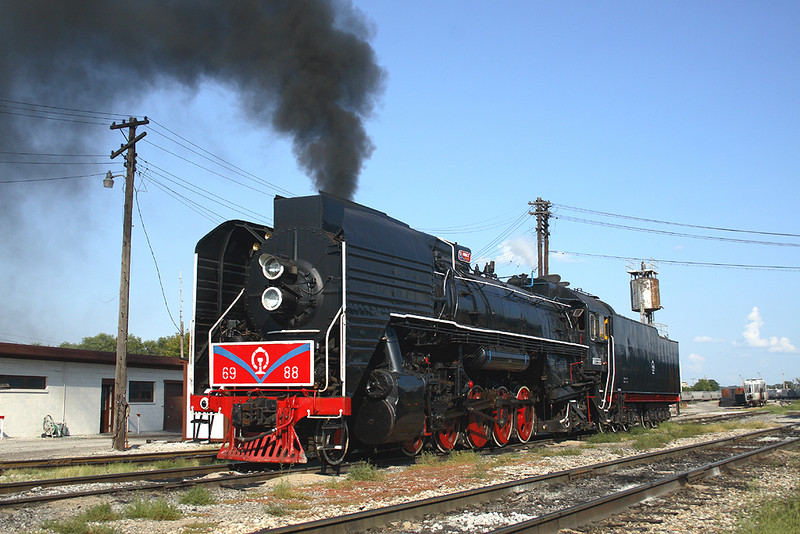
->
163;380;183;432
100;379;114;433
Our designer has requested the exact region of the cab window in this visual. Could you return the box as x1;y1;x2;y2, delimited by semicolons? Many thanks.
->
589;314;598;340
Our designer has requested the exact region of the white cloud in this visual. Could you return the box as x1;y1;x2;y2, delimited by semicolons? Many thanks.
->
497;236;538;270
551;251;583;264
742;307;797;353
684;353;705;373
694;335;725;343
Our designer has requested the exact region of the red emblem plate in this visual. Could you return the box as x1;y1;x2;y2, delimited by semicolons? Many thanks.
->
210;341;314;387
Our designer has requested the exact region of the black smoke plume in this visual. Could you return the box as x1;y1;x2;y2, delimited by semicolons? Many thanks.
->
0;0;386;199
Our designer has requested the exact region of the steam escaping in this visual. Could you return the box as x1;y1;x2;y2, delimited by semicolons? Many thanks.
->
0;0;386;199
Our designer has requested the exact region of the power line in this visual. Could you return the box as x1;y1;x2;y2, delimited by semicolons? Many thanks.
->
142;174;223;225
143;140;282;198
554;214;800;248
134;189;180;332
147;119;295;197
0;160;109;165
139;159;270;223
553;203;800;239
420;213;526;234
474;206;533;259
0;151;107;157
0;98;129;121
0;172;106;184
552;250;800;272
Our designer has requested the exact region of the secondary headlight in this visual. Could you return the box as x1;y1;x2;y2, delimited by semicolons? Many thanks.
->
259;254;284;280
261;287;283;311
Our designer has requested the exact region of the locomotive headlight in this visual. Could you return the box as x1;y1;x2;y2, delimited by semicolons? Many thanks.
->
259;254;284;280
261;287;283;311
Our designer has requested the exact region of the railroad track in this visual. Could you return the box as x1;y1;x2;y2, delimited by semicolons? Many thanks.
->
0;448;219;472
251;424;800;534
0;455;364;507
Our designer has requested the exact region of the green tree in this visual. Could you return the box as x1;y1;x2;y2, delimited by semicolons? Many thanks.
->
59;332;189;358
60;332;116;352
687;378;720;391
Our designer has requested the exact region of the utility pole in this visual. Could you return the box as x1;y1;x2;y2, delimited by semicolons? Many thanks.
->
528;198;551;277
109;116;149;451
179;270;185;361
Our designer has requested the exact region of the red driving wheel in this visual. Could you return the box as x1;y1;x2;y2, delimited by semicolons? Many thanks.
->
491;387;513;447
434;417;460;452
465;386;490;449
514;386;534;443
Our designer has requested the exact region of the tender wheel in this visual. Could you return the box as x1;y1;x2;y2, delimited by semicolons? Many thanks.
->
465;386;490;449
491;387;514;447
514;386;534;443
316;419;349;466
434;417;461;452
401;433;425;457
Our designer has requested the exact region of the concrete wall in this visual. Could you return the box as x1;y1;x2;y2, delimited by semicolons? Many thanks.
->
0;357;183;438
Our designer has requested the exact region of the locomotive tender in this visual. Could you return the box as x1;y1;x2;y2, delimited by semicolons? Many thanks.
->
189;193;680;464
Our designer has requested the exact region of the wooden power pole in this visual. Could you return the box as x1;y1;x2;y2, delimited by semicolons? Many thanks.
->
109;116;148;451
528;198;551;277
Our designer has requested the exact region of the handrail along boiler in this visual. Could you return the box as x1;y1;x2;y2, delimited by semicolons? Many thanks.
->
189;194;680;464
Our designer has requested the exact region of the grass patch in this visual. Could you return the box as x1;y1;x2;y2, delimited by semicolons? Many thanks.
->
590;419;772;451
181;522;218;534
411;451;441;469
272;478;308;500
760;400;800;414
630;433;672;451
1;458;209;484
123;495;181;520
536;446;582;457
179;486;216;506
322;476;351;490
586;432;627;445
467;458;489;479
42;504;120;534
735;488;800;533
264;503;289;516
441;449;482;465
346;461;384;482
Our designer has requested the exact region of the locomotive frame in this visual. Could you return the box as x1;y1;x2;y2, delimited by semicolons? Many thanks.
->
189;193;680;465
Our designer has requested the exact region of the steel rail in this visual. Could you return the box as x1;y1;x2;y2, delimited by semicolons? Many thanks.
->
0;463;232;495
251;424;799;534
0;457;358;507
0;448;219;471
489;435;800;533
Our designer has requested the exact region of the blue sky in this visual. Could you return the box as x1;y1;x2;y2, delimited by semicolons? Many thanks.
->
1;2;798;387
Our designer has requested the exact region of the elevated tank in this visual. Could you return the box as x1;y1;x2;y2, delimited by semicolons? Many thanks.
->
630;276;661;312
627;261;662;325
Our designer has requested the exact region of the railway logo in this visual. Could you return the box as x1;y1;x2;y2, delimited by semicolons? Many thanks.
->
458;249;471;263
251;347;269;376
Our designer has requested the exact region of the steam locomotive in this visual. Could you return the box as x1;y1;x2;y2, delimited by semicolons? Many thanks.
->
189;193;680;465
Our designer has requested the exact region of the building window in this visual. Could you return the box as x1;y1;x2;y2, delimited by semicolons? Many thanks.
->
129;381;154;403
0;374;47;390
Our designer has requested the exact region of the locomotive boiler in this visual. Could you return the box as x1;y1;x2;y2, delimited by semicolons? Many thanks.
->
189;193;680;465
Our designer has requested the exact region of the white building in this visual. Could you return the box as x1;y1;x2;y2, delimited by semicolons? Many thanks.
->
0;342;186;438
